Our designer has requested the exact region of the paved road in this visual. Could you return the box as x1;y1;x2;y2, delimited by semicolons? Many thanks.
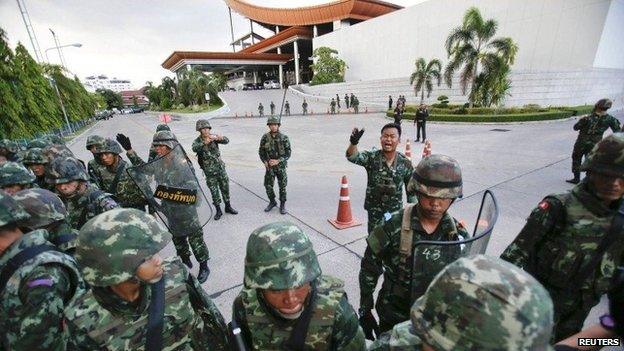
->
69;92;621;330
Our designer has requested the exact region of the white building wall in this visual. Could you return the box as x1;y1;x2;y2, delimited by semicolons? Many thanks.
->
594;0;624;69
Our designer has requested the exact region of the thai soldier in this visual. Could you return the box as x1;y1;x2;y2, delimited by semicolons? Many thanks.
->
192;119;238;220
415;104;429;143
232;221;366;350
27;138;49;150
352;96;360;114
0;161;36;196
0;139;21;164
270;101;276;116
369;255;554;351
0;190;85;350
64;208;229;350
85;135;105;185
331;98;337;114
567;98;620;184
336;93;341;109
284;100;291;116
148;123;171;162
302;99;308;115
358;154;468;338
259;116;291;214
388;95;393;111
501;133;624;340
258;103;264;117
345;93;350;109
22;148;53;190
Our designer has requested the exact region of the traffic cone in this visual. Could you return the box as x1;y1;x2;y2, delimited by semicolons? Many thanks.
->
422;140;432;158
405;140;412;161
328;176;362;229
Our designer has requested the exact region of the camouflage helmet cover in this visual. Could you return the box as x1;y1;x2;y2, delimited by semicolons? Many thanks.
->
27;138;49;149
45;135;65;145
95;138;123;155
594;98;613;112
22;148;48;165
152;130;178;149
13;188;66;229
196;119;212;131
86;135;105;150
244;221;321;290
266;116;281;125
408;154;463;198
0;190;31;227
0;162;36;187
43;144;74;164
156;124;171;132
581;133;624;176
46;157;89;184
0;139;19;155
410;255;553;351
76;208;172;286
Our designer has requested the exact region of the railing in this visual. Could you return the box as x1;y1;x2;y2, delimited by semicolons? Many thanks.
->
13;118;95;148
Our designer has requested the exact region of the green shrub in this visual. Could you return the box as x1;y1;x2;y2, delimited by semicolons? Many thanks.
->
436;95;449;108
386;109;573;122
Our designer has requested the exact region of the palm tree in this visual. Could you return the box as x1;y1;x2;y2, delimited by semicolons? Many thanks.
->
444;7;518;107
410;57;442;104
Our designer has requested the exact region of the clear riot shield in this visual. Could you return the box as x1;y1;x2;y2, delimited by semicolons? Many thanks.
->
410;190;499;301
125;144;213;237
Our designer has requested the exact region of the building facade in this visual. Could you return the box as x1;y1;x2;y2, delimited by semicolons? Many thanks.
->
83;75;134;93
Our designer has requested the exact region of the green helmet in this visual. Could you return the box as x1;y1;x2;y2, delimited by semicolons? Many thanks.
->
594;98;612;112
13;188;66;229
0;139;19;155
410;255;553;351
0;162;36;187
85;135;105;150
95;138;122;155
152;130;178;149
581;133;624;176
244;221;321;290
45;135;65;145
46;157;88;184
0;190;31;228
196;119;211;131
22;148;48;165
408;154;463;198
27;138;49;149
76;208;172;286
156;124;171;132
266;116;281;125
43;144;74;163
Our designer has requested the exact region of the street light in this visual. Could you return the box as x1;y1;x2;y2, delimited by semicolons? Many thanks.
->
44;43;82;65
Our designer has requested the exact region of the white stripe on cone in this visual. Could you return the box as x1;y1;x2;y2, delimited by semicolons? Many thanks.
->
339;196;350;201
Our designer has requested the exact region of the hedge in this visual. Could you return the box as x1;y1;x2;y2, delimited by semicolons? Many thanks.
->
386;109;575;122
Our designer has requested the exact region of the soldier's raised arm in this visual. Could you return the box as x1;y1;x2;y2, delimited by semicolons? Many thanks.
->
346;128;365;160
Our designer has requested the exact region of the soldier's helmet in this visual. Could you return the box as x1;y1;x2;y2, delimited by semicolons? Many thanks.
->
581;133;624;177
266;116;281;126
76;208;172;286
196;119;212;131
0;162;36;187
46;157;89;184
152;130;178;149
13;188;66;229
43;144;74;164
22;148;48;165
27;138;49;149
0;190;31;228
410;255;553;351
244;221;321;290
594;98;613;112
408;154;463;198
0;139;19;155
45;134;65;145
156;123;171;132
95;138;122;155
85;135;105;151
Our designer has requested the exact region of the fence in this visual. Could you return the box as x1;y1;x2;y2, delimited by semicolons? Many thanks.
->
13;118;95;148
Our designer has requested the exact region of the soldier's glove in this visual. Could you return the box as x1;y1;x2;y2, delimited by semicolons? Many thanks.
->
350;128;365;145
116;134;132;150
358;309;379;341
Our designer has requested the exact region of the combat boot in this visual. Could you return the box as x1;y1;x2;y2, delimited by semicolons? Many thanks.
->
264;200;277;212
566;172;580;184
279;201;287;215
197;261;210;283
181;256;193;269
214;204;223;220
225;202;238;215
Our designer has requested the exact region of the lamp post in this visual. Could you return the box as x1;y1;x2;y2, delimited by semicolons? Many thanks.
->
44;43;82;67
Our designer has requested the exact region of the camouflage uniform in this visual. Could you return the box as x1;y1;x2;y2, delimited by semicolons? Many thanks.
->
64;208;229;350
258;103;264;117
47;157;118;230
85;135;105;185
259;116;291;210
27;138;49;149
42;143;74;165
22;148;53;190
148;124;171;162
330;99;336;114
0;161;36;194
0;139;21;164
501;133;624;340
270;101;275;115
0;191;85;350
302;100;308;115
352;96;359;114
284;101;291;116
369;255;554;351
232;222;366;350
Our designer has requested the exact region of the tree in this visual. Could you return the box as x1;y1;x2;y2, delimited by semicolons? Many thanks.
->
444;7;518;107
472;55;512;107
96;88;123;109
0;28;26;138
409;58;442;104
310;47;348;85
132;95;138;107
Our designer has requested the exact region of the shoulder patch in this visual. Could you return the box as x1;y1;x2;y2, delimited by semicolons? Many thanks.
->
26;278;54;288
384;212;392;222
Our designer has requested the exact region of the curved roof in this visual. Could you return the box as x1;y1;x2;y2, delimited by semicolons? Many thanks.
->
224;0;402;26
162;51;292;70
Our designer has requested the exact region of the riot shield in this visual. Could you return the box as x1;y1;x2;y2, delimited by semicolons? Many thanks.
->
125;144;213;237
410;190;499;301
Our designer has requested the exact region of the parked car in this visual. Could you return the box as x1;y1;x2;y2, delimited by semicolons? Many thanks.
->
242;83;255;91
254;83;264;90
131;107;144;113
121;108;133;114
263;80;280;89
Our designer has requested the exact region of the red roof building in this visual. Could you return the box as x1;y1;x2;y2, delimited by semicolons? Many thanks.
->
120;89;149;107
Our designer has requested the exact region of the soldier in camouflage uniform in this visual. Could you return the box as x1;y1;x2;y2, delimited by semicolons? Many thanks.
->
94;138;148;210
330;98;337;114
27;138;49;149
85;135;105;185
352;95;360;114
302;99;308;115
358;154;467;338
42;142;75;165
347;123;415;235
259;116;291;214
285;100;291;116
232;221;366;350
0;139;21;164
118;131;211;283
258;103;264;117
270;101;276;115
64;208;229;350
369;255;554;351
148;124;171;162
192;119;238;220
0;161;36;196
22;148;53;190
46;156;118;230
567;98;620;184
0;190;85;350
501;133;624;341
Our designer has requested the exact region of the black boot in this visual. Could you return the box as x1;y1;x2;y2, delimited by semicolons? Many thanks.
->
279;201;287;215
181;256;193;269
566;172;580;184
224;202;238;215
264;200;277;212
197;261;210;283
213;204;223;220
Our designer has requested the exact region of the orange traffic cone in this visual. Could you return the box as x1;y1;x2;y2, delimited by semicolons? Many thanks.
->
328;176;362;230
405;140;412;161
422;140;432;158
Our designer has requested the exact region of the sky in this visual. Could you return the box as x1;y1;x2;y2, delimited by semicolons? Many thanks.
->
0;0;422;89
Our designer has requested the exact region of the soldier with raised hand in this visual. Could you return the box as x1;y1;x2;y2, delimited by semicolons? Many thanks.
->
46;156;118;230
85;135;105;185
358;154;467;338
192;119;238;220
259;116;291;214
369;255;554;351
0;161;36;196
232;221;366;350
64;208;229;350
22;148;53;190
0;190;85;350
501;132;624;341
567;98;620;184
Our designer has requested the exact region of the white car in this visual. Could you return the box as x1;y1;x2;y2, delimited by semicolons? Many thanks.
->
263;80;280;89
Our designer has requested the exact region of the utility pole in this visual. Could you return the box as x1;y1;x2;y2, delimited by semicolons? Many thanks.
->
228;7;235;52
49;76;73;134
16;0;43;62
49;28;67;69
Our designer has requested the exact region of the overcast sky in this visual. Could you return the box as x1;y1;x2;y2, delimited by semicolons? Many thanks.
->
0;0;422;88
